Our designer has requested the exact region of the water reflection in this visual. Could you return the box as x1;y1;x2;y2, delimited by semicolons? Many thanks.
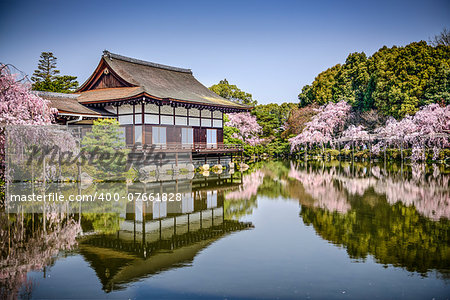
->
0;170;253;297
0;210;81;298
1;161;449;298
251;160;450;276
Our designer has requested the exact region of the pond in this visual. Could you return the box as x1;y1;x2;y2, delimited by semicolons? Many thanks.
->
1;160;449;299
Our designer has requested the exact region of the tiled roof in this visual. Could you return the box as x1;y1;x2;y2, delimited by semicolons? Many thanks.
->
34;91;113;116
79;51;250;110
77;87;144;103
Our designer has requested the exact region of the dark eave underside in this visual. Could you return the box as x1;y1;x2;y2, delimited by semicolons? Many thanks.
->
78;88;249;112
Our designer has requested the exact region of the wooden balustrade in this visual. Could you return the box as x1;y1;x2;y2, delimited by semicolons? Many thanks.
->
126;143;243;153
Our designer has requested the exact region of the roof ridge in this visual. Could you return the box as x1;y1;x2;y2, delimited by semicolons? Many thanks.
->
103;50;193;74
33;91;80;99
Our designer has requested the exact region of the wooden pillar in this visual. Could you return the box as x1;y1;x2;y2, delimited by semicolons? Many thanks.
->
159;219;162;241
222;204;225;232
321;142;324;160
173;216;176;236
400;140;403;162
352;141;355;162
187;213;190;232
133;214;136;243
338;141;341;161
142;203;146;257
304;145;308;161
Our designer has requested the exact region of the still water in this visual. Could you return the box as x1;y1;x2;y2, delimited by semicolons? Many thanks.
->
1;161;449;299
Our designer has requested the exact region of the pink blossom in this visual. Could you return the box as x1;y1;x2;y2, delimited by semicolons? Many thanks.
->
373;104;449;161
226;112;264;146
289;101;351;151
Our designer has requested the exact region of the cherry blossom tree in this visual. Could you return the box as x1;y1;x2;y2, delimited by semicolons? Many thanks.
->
341;125;369;142
289;100;351;151
0;64;56;156
372;104;449;160
1;65;78;189
0;65;55;125
226;112;264;146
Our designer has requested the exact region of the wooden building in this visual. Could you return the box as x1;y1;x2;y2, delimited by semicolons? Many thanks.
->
75;51;250;150
41;51;249;159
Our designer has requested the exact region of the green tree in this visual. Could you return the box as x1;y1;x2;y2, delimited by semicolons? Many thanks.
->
298;41;450;118
31;52;79;93
422;62;450;105
209;79;257;106
250;102;297;156
81;119;129;177
31;52;60;82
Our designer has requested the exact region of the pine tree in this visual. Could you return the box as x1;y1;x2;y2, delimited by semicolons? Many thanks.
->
31;52;60;83
81;119;129;177
31;52;79;93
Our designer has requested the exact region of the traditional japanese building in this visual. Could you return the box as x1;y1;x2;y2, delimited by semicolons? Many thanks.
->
41;51;249;159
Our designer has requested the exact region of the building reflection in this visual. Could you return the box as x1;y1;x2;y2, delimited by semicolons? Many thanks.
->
78;173;253;292
0;171;254;296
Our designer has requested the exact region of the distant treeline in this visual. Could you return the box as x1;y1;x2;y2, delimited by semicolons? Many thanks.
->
298;41;450;118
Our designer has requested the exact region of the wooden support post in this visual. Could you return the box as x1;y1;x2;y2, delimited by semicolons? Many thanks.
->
174;216;176;236
222;204;225;232
400;140;403;162
159;219;162;241
187;213;190;232
352;141;355;162
142;203;146;257
321;143;324;160
304;145;308;161
338;142;341;161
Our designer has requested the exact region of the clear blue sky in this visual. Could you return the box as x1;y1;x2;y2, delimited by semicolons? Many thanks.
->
1;0;449;104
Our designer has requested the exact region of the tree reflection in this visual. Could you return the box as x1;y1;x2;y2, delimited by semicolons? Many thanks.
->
224;170;264;219
301;200;450;276
0;209;81;299
286;161;449;276
288;162;449;220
